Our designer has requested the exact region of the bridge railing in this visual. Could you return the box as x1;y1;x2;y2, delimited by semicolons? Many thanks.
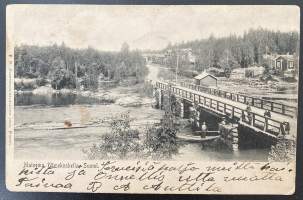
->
156;81;286;137
179;82;296;118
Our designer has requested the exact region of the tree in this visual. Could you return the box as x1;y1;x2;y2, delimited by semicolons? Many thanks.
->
143;86;178;159
51;68;76;90
160;28;299;71
114;61;126;81
15;54;24;77
83;90;179;160
15;43;149;89
121;42;130;55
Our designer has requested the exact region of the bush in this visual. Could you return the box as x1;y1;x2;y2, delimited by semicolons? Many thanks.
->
83;93;179;160
207;67;225;77
143;122;178;159
179;70;199;78
268;136;296;162
259;74;275;82
82;74;98;90
23;71;39;79
83;113;142;159
51;69;76;90
143;87;178;159
36;78;48;86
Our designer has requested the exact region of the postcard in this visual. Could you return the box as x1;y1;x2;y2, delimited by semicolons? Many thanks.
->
6;4;299;194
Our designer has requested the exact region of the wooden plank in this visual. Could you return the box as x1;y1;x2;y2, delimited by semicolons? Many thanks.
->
177;135;219;142
156;81;290;138
179;81;296;117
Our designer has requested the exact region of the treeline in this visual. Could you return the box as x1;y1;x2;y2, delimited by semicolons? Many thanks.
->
164;28;299;72
14;42;148;90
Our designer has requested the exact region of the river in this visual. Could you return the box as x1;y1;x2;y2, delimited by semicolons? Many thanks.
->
14;64;270;161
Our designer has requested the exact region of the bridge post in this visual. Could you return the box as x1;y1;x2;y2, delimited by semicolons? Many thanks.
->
158;89;163;109
219;122;239;151
264;118;268;132
188;102;201;130
152;86;156;98
196;109;201;129
282;105;285;114
152;87;157;108
178;98;184;118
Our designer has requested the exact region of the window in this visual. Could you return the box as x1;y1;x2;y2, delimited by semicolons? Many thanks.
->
276;60;281;69
288;61;294;69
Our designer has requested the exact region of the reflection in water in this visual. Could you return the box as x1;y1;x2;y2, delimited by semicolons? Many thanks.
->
15;93;114;106
174;141;269;161
173;135;270;161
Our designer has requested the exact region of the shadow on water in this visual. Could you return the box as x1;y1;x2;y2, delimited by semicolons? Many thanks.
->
175;139;270;161
15;93;115;106
175;126;269;161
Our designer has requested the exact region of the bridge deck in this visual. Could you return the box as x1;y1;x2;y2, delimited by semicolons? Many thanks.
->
175;85;291;123
157;81;297;137
180;82;296;118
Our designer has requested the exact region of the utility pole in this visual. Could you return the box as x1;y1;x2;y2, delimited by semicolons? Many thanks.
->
226;50;229;67
75;61;78;90
175;49;179;83
135;63;138;81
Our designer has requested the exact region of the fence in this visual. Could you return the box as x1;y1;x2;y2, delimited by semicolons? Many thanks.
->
156;81;288;137
180;82;296;118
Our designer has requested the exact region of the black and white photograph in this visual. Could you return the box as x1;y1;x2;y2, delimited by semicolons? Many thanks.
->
5;4;300;194
11;5;299;161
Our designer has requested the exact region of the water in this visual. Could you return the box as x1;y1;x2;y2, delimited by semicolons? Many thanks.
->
15;93;114;106
14;92;270;161
173;143;269;161
14;64;270;161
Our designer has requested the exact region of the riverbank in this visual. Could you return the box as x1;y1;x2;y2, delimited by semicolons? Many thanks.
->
14;79;162;160
15;81;155;107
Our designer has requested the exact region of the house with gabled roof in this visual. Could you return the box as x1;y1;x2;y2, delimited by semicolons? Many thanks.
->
263;54;298;72
194;71;217;87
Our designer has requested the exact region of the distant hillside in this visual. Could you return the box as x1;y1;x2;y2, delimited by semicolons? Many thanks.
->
131;31;171;51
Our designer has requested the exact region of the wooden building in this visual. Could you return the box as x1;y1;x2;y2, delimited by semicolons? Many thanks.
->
263;54;297;72
194;72;217;87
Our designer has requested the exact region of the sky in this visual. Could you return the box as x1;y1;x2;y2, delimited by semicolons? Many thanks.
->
7;5;300;51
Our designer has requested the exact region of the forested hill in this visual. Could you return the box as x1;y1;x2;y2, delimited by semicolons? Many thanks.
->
14;42;147;90
163;28;299;70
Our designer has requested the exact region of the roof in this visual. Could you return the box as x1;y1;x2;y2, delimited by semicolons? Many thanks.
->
194;72;217;80
263;54;295;61
275;55;294;61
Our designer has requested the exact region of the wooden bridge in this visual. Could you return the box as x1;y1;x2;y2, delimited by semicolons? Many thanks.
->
179;82;297;118
155;81;297;140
